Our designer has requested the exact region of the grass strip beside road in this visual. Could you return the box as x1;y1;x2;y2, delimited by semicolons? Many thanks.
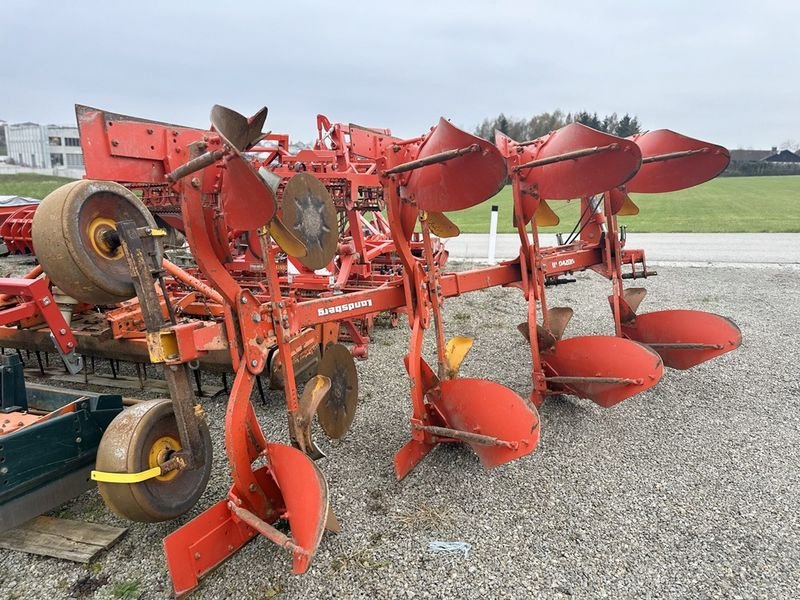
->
447;175;800;233
1;173;797;233
0;174;76;199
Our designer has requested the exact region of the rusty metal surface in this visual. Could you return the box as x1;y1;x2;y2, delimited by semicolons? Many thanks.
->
118;221;207;469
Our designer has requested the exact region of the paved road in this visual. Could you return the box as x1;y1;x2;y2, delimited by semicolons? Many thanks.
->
445;233;800;265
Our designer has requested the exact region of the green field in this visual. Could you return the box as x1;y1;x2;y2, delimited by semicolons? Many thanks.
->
448;175;800;233
1;173;798;233
0;173;76;199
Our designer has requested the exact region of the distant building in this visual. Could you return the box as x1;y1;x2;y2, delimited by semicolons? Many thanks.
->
3;122;84;169
764;149;800;164
730;146;800;164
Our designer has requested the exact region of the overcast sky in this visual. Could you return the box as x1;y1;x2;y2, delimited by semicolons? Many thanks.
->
1;0;797;149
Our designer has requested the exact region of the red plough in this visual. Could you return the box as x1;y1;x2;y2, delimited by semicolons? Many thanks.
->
2;103;741;596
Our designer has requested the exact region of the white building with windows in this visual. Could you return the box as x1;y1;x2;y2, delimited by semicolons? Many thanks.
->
3;122;84;170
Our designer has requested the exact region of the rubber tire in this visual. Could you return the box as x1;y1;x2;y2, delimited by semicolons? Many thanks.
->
96;399;212;523
32;179;158;305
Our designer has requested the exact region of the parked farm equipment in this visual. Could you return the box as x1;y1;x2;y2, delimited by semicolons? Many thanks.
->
0;102;741;596
0;353;123;532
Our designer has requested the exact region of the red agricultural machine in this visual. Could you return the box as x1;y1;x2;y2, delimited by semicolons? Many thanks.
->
0;103;740;596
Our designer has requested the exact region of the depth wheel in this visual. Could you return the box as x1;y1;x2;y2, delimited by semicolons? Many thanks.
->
96;399;212;522
32;179;159;305
316;343;359;439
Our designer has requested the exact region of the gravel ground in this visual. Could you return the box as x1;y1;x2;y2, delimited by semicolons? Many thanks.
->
0;262;798;599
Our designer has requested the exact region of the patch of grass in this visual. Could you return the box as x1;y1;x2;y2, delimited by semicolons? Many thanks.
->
0;173;76;199
111;580;141;600
394;502;455;532
447;175;800;233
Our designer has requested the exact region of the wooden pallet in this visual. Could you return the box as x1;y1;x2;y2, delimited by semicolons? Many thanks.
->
0;516;127;563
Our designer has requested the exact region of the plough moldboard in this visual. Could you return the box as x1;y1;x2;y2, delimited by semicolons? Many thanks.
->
0;103;742;596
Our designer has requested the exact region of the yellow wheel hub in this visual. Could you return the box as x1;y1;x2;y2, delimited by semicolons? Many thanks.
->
148;435;181;481
87;217;122;259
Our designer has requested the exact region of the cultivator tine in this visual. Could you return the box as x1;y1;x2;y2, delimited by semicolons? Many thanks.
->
543;336;664;407
164;443;328;596
290;374;331;460
255;374;265;404
222;372;229;395
427;211;461;238
444;336;473;378
193;368;203;396
626;129;730;193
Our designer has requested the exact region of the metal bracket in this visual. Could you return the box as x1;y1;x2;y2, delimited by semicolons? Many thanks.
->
49;332;83;375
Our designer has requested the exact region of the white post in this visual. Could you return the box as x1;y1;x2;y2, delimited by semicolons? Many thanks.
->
487;204;499;264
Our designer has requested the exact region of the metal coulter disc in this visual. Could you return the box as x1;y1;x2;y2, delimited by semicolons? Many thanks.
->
282;173;338;270
316;343;358;439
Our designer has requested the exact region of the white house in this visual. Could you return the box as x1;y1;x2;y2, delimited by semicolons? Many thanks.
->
4;122;84;169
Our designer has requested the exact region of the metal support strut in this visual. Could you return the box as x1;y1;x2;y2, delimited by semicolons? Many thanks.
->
115;220;206;472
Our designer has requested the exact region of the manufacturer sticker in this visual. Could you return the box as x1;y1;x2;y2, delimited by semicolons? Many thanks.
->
317;298;373;317
551;258;576;268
